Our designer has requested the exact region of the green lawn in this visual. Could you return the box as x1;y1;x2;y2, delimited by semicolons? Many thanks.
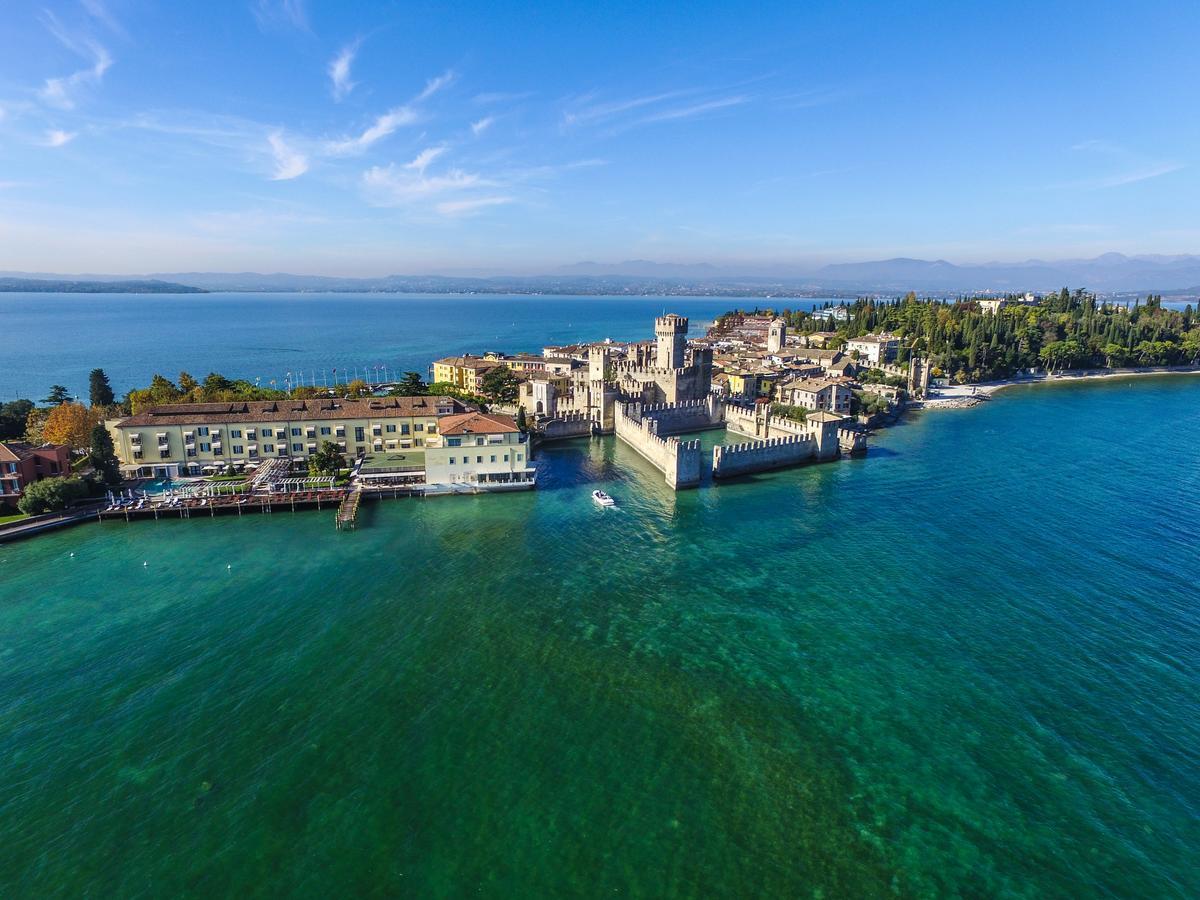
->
0;512;30;527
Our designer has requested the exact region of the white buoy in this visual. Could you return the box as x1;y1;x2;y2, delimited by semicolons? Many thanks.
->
226;564;232;569
143;561;148;567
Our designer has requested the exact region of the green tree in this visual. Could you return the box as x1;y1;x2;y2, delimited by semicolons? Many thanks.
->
88;368;115;408
17;475;89;515
178;371;199;395
515;407;528;432
89;423;121;485
480;366;520;404
0;399;34;440
43;384;71;405
308;440;345;476
393;371;427;396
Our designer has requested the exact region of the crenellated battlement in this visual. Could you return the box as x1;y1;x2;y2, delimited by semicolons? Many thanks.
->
712;433;818;478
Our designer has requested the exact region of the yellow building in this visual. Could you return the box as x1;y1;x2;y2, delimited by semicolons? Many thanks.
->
431;355;503;392
108;395;473;478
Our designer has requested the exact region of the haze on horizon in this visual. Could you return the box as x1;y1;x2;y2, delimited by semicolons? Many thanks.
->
0;0;1196;277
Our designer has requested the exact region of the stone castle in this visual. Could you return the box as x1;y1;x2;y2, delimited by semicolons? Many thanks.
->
528;313;864;490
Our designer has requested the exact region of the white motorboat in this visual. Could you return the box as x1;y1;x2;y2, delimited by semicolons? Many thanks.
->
591;489;616;507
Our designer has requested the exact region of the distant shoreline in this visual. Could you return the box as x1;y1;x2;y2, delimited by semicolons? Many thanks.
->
916;366;1200;409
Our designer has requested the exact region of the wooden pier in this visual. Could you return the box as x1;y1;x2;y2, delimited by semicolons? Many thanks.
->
335;487;362;531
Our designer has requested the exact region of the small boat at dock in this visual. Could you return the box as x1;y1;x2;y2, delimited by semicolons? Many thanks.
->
592;489;616;507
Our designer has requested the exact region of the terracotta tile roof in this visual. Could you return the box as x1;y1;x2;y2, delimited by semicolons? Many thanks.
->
115;396;471;428
438;411;519;436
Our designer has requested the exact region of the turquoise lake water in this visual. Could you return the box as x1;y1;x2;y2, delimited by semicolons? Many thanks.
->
1;374;1198;896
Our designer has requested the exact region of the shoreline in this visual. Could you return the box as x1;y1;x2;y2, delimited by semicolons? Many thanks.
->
913;366;1200;410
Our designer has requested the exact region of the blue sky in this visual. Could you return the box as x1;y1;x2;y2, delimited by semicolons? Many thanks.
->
0;0;1197;275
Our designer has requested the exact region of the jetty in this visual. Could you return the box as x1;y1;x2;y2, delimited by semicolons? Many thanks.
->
335;486;362;530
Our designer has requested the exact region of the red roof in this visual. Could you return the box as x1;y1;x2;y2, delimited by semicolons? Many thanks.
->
438;411;519;436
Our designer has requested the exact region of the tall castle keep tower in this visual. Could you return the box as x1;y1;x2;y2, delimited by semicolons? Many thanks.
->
767;317;787;353
655;314;688;369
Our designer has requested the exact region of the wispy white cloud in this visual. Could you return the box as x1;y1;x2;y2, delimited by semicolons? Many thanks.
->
1055;162;1185;191
328;41;360;101
267;131;308;180
436;196;513;216
38;12;113;110
417;70;457;102
362;162;487;208
44;129;77;147
252;0;308;31
80;0;128;38
1088;163;1185;189
326;106;418;155
563;90;691;126
470;116;495;136
405;145;447;173
639;95;749;123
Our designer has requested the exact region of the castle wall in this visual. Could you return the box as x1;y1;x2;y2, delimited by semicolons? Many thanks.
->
724;402;762;437
712;435;816;479
539;411;594;441
638;395;724;435
613;402;701;489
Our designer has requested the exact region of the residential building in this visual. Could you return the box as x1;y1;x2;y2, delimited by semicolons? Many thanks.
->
108;395;473;478
779;377;852;414
424;411;535;490
978;299;1006;315
846;332;900;365
0;441;72;508
431;355;505;392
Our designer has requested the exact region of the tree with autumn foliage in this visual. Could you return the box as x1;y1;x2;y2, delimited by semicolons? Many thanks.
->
41;402;102;450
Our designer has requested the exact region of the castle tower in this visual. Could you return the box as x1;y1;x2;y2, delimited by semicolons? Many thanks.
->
655;314;688;369
767;318;787;353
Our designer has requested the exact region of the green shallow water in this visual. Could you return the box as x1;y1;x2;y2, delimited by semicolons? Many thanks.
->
2;377;1199;897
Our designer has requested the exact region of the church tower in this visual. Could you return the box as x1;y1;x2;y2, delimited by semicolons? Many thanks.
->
654;314;688;369
767;318;787;354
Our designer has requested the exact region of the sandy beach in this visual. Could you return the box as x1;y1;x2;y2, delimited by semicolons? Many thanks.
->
915;366;1200;409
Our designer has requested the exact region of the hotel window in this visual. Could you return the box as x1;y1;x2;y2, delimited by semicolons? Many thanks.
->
261;428;272;437
292;443;302;452
200;443;211;452
400;423;410;435
476;456;483;463
414;423;424;432
306;427;316;438
264;444;275;453
354;427;365;442
490;455;496;463
503;454;509;462
291;427;300;437
449;457;456;465
386;424;395;433
427;424;437;434
414;438;423;447
198;426;209;437
447;437;461;447
335;426;345;437
516;453;523;461
233;445;243;454
475;437;485;446
231;429;242;438
320;427;331;436
247;430;257;440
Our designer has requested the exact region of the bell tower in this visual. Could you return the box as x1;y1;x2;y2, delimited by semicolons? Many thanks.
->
767;318;787;354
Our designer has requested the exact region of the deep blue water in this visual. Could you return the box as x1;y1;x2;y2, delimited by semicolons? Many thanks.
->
0;292;834;400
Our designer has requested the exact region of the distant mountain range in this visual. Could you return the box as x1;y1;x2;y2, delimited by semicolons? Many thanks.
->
2;253;1199;295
